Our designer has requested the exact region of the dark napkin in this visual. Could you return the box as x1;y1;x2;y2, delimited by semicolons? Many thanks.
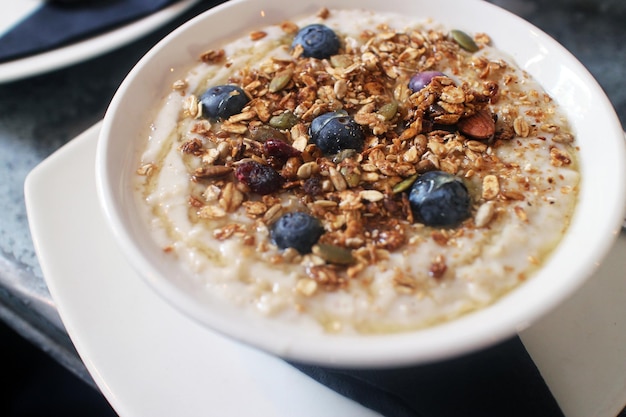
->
0;0;183;63
291;336;565;416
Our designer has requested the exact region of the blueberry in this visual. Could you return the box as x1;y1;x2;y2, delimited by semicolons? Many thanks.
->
270;212;324;254
408;71;447;92
200;84;249;120
408;171;471;227
291;24;340;59
235;161;284;195
309;110;365;155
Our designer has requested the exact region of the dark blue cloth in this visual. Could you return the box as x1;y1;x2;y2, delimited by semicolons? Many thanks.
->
291;336;565;417
0;0;181;63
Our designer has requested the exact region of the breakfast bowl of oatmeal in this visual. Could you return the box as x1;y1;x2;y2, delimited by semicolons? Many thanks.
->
96;0;626;366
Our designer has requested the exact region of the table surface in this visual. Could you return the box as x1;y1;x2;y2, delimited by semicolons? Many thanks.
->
1;0;625;414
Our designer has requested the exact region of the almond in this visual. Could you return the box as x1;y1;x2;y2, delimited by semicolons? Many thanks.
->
458;110;496;140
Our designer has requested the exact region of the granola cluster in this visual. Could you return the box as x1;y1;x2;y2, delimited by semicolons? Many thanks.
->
139;9;577;297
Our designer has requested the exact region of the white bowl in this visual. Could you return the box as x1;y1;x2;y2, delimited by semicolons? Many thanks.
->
96;0;626;367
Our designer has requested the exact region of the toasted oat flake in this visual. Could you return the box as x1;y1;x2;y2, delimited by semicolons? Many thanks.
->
250;31;267;41
514;206;528;222
263;204;284;224
219;183;244;212
182;95;202;119
513;116;530;138
280;21;298;34
550;147;572;166
440;86;465;104
136;163;155;176
172;79;187;91
200;48;225;63
552;132;574;144
482;175;500;200
329;167;348;191
243;201;268;217
198;205;227;219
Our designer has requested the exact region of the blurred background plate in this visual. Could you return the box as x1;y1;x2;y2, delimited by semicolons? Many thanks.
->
0;0;200;83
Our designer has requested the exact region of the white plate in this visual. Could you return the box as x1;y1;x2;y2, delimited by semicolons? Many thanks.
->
25;123;626;417
96;0;626;368
0;0;201;84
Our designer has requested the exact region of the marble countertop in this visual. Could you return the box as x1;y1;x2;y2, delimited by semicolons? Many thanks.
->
0;0;624;410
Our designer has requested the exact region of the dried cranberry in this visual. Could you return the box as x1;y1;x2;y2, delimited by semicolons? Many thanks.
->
263;139;301;163
235;161;284;195
302;176;323;196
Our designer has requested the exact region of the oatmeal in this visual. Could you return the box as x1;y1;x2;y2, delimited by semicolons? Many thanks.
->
135;9;580;333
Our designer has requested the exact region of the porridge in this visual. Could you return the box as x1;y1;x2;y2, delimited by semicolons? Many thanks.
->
135;8;580;333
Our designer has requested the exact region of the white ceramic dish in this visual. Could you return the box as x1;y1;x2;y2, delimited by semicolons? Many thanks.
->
96;0;626;367
25;123;626;416
0;0;200;83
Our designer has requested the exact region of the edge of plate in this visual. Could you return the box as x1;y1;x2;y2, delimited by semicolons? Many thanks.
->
0;0;201;84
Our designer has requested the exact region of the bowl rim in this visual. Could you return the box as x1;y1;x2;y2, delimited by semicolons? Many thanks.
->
96;0;626;367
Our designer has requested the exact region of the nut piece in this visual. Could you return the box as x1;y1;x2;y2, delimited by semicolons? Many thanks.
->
429;254;447;279
458;110;496;140
194;165;233;179
475;201;496;227
359;189;385;202
296;161;319;179
329;166;348;191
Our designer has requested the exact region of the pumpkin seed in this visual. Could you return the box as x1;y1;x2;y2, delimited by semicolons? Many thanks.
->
249;125;287;142
377;101;398;121
269;111;299;130
332;148;357;163
392;173;418;194
268;68;293;93
451;30;478;52
312;243;356;265
330;55;352;69
340;166;362;188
